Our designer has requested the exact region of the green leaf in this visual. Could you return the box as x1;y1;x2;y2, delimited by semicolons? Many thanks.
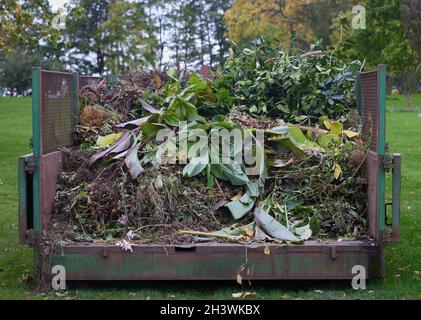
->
254;207;299;241
317;133;339;147
188;72;208;91
124;143;144;179
115;116;151;129
272;138;307;158
309;216;320;237
267;125;290;135
245;181;260;197
225;193;255;220
291;220;312;240
182;151;209;177
140;123;166;137
206;164;214;188
330;121;343;135
96;133;122;148
288;126;307;145
210;163;250;186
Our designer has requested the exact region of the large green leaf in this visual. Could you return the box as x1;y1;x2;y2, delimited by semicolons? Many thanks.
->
182;150;209;177
96;133;122;148
210;163;250;186
140;123;167;137
254;207;299;241
225;193;255;220
124;143;144;179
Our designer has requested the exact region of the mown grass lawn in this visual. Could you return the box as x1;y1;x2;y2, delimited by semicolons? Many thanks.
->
0;95;420;300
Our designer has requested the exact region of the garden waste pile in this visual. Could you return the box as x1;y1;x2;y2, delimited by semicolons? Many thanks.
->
52;43;371;248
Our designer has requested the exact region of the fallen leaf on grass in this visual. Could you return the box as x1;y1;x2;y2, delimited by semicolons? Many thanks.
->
232;291;256;298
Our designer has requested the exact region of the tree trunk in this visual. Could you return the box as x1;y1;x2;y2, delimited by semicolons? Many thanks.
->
404;92;415;112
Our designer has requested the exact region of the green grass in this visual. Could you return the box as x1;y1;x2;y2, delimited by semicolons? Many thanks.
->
387;93;421;112
0;95;420;300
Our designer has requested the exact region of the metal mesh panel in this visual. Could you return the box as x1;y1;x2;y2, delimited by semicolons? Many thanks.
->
40;71;75;154
357;70;379;152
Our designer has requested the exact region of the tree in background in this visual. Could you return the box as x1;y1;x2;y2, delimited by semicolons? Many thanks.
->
0;0;64;96
297;0;359;48
63;0;230;73
152;0;231;69
64;0;115;74
224;0;313;51
0;0;60;51
99;0;157;73
402;0;421;59
334;0;420;110
0;47;65;96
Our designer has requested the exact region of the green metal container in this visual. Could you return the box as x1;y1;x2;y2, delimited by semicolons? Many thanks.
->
18;66;401;281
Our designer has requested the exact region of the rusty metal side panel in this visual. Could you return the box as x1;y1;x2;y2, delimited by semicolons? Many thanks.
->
357;70;379;152
52;242;383;280
40;151;63;231
358;66;386;243
366;151;379;239
40;71;75;155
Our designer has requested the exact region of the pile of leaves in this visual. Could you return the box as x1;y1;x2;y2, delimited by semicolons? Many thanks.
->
52;42;370;246
221;41;362;121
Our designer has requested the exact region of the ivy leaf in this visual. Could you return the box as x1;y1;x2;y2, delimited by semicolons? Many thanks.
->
96;133;122;148
333;163;342;179
343;130;359;138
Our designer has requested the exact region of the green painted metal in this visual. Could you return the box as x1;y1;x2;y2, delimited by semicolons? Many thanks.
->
392;153;401;242
377;65;387;235
50;242;383;280
18;155;28;243
31;68;41;233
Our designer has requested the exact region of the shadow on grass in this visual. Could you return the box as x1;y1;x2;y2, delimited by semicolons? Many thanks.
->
66;279;357;293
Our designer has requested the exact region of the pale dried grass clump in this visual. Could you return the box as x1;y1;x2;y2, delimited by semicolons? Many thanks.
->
79;105;112;127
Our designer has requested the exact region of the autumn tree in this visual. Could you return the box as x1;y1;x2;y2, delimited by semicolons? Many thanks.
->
224;0;312;50
0;0;60;52
335;0;420;110
297;0;359;48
